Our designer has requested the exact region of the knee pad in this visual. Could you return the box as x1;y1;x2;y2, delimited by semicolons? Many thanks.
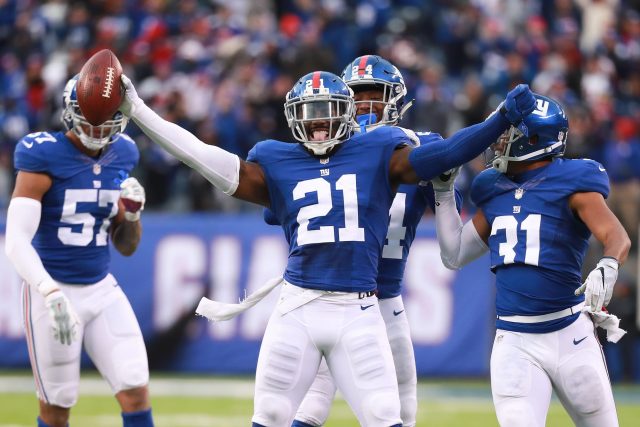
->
295;382;334;425
496;406;537;427
361;391;401;427
561;364;606;415
45;382;78;408
253;394;293;426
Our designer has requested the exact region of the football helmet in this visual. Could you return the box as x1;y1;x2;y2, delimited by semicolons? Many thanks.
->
341;55;411;130
284;71;355;156
61;75;127;151
490;94;568;173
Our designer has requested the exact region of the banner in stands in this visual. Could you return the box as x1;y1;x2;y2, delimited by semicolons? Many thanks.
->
0;214;495;376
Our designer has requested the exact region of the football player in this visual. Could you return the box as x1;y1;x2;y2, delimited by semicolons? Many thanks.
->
118;71;535;426
432;94;630;426
4;76;153;427
291;55;462;427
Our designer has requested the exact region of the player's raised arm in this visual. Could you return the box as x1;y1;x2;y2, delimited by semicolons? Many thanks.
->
118;75;270;206
388;84;536;186
431;169;490;269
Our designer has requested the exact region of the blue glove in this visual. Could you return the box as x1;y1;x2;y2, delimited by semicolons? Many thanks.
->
499;84;536;129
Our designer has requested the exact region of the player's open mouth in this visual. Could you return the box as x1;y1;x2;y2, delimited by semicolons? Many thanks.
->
310;128;329;141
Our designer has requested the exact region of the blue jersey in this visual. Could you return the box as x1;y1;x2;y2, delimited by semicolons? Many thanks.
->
248;126;410;292
471;158;610;333
13;131;139;284
261;130;463;298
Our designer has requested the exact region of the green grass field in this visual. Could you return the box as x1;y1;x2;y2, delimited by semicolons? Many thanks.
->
1;372;639;426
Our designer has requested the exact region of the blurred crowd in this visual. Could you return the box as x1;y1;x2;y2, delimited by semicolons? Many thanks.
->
0;0;639;379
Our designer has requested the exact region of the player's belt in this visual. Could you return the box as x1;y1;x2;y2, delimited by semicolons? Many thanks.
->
496;301;585;324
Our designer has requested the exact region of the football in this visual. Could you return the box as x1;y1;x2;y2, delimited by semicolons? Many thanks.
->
76;49;124;126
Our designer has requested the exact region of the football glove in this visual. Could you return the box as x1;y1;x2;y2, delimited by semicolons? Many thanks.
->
499;84;536;128
575;257;619;312
43;288;80;346
119;74;144;117
120;177;146;221
431;167;460;192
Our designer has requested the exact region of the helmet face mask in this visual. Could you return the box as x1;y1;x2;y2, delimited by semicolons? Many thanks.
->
284;71;355;156
488;94;569;173
341;55;409;131
62;76;127;151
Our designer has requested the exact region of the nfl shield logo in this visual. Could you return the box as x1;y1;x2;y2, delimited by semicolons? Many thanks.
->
320;158;329;164
93;164;101;175
514;188;524;200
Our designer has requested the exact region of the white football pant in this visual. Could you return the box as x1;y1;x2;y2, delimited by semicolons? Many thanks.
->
252;282;401;427
294;295;417;426
491;312;618;427
22;274;149;408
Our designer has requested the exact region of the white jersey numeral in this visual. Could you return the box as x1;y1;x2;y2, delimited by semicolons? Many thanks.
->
58;189;119;246
293;174;365;245
382;193;407;259
490;214;541;265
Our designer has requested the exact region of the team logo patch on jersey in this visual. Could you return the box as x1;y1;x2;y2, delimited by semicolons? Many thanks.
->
93;164;102;175
514;188;524;199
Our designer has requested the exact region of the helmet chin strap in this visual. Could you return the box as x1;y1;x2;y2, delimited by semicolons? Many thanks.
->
356;114;377;132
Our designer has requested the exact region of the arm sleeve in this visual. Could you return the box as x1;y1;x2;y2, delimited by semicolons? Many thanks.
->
408;113;510;181
4;197;55;291
132;103;240;195
420;182;463;214
434;191;488;269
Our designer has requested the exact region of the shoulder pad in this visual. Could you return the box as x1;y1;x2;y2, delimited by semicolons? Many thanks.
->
13;132;59;173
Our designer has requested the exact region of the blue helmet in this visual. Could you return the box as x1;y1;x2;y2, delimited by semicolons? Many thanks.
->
284;71;355;156
341;55;410;130
62;75;127;151
491;94;569;173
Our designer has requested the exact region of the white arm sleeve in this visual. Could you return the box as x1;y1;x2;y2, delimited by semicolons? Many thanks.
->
132;103;240;195
434;190;488;270
5;197;57;294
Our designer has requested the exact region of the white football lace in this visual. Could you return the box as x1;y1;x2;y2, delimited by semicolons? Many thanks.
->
102;67;115;98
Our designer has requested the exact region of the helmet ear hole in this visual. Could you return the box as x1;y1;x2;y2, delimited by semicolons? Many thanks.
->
528;135;538;146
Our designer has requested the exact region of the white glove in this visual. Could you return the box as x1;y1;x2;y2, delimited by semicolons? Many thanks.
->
119;75;144;118
120;177;146;221
38;279;80;346
575;257;619;312
431;167;460;192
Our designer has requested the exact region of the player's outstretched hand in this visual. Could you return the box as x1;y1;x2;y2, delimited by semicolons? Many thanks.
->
500;84;536;128
120;177;146;221
119;75;144;118
44;288;80;346
431;167;460;192
575;257;619;312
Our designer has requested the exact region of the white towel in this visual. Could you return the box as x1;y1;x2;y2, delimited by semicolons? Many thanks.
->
585;308;627;343
196;276;283;322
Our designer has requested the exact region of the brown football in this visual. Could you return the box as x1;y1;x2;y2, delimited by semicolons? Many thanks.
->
76;49;124;126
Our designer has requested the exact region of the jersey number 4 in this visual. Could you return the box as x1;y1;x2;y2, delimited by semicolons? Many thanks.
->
491;214;541;265
294;174;365;245
58;189;120;246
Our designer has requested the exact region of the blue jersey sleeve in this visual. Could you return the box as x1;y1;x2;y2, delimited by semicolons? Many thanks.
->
263;208;280;225
416;132;444;145
408;113;510;180
470;168;501;207
116;133;140;170
14;133;54;173
565;159;610;198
